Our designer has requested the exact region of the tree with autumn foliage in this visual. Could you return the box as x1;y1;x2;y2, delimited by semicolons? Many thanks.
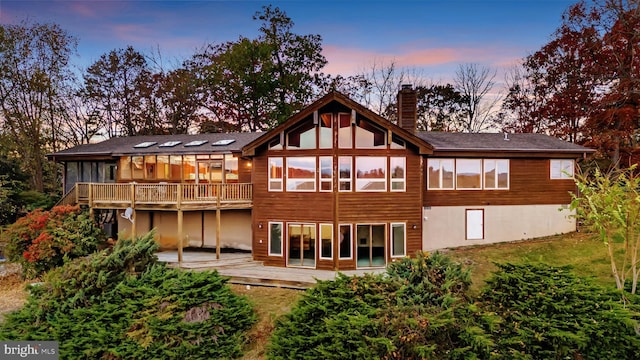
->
503;0;640;167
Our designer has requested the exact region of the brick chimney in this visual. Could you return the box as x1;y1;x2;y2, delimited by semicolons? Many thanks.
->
397;84;417;133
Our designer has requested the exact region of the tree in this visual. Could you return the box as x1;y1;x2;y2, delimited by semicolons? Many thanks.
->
190;5;327;131
454;63;502;133
415;84;465;131
0;20;77;192
82;46;153;137
571;166;640;294
501;64;548;134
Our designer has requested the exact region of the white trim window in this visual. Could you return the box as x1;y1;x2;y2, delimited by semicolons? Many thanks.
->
456;159;482;190
427;158;455;189
483;159;509;190
286;157;316;191
390;223;406;257
320;223;333;260
390;157;406;192
319;156;333;192
355;156;386;191
268;222;283;256
550;159;574;179
338;156;352;192
268;157;283;191
339;224;353;259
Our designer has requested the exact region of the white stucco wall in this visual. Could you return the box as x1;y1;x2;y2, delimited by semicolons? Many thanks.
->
117;209;252;250
422;204;576;250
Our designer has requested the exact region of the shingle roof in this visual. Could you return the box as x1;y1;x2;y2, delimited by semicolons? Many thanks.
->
416;132;594;153
49;132;265;159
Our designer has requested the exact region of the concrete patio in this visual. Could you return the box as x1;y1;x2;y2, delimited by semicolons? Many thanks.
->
156;250;386;289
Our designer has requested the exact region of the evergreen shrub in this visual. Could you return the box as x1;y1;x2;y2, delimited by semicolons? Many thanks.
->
2;204;105;278
0;234;256;359
480;263;640;360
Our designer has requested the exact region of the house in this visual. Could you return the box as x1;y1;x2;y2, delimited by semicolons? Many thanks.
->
48;86;593;270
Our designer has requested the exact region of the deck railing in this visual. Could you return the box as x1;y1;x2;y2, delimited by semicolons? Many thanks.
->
71;182;252;208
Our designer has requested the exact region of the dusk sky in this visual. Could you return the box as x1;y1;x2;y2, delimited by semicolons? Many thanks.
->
1;0;576;83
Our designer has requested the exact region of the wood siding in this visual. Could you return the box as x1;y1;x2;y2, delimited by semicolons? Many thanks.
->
425;158;577;207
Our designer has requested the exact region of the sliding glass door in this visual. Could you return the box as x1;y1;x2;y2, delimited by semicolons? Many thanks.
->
356;224;386;268
288;223;316;267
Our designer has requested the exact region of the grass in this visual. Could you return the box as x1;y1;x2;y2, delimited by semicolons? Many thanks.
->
0;231;626;359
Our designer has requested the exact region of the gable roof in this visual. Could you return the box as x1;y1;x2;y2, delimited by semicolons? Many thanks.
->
417;132;594;155
242;91;434;156
48;132;263;160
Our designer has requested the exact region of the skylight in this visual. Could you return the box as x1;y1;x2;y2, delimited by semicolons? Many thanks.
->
159;141;182;148
212;139;236;146
185;140;208;147
133;141;157;148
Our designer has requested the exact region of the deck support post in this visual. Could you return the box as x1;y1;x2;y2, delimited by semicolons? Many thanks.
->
177;209;184;264
216;184;221;260
130;183;136;238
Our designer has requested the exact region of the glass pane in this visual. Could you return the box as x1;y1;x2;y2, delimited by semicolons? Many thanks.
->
339;225;351;259
288;224;316;267
288;119;316;149
119;157;131;180
287;157;316;191
131;156;144;179
269;223;282;255
144;156;156;180
169;155;182;180
269;158;283;179
225;154;238;183
391;157;405;179
319;113;332;149
456;159;481;189
355;120;386;149
484;160;496;189
338;113;352;148
428;159;440;189
269;137;283;150
497;160;509;188
320;157;332;179
320;224;332;259
157;155;168;180
183;155;196;181
391;135;405;149
356;157;386;191
442;159;454;189
392;224;405;256
561;160;574;178
551;160;562;178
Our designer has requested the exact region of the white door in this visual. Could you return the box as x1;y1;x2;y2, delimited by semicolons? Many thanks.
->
466;209;484;240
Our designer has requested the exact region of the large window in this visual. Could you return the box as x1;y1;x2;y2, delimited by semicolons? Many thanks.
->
339;156;352;192
119;157;132;179
144;155;156;179
320;224;333;259
339;224;352;259
427;159;454;189
183;155;196;181
338;113;352;148
287;157;316;191
455;159;482;189
156;155;169;180
390;223;406;257
287;119;316;149
268;157;283;191
319;113;333;149
225;154;238;183
131;156;144;179
390;157;406;191
355;120;386;149
169;155;182;180
355;157;386;191
269;222;283;256
484;159;509;189
319;157;333;192
550;159;574;179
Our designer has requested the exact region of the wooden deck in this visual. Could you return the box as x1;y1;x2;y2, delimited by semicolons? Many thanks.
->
157;250;386;289
60;182;253;210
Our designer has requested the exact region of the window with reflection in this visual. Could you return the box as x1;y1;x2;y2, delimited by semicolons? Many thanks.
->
156;155;169;180
484;159;509;189
320;156;332;191
225;154;239;183
550;159;574;179
355;120;386;148
131;156;144;179
287;157;316;191
390;157;406;191
119;157;131;180
456;159;482;189
339;156;352;192
338;113;352;148
269;136;283;150
287;118;316;149
269;157;283;191
182;156;196;181
391;134;406;149
269;222;283;256
319;113;332;148
355;157;386;191
320;224;333;259
339;224;352;259
144;155;156;180
169;155;182;180
391;223;406;257
427;159;454;189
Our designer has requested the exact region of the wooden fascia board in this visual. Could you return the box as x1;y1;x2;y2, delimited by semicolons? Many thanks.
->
428;150;591;158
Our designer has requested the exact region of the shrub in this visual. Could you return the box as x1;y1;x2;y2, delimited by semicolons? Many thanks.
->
480;263;640;360
2;205;105;278
0;233;256;359
268;252;495;360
